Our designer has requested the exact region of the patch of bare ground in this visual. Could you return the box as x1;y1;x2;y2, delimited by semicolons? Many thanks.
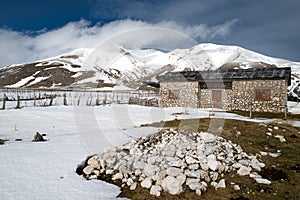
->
131;118;300;200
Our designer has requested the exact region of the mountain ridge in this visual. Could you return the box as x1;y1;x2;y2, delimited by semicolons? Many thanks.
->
0;43;299;98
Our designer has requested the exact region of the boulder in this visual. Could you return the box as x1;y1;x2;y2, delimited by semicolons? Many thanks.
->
32;132;46;142
83;166;94;175
161;176;183;195
166;167;182;177
207;154;219;171
255;178;271;185
141;177;152;189
237;166;252;176
150;185;162;196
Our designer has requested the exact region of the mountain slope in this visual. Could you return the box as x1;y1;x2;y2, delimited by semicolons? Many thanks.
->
0;43;299;97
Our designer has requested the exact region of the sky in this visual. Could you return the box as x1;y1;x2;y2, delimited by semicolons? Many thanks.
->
0;0;299;67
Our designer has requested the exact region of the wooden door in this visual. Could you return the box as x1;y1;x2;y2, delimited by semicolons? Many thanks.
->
212;90;222;108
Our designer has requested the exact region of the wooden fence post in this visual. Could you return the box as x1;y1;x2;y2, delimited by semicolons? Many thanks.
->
49;95;54;106
63;94;67;106
2;94;6;110
16;95;20;109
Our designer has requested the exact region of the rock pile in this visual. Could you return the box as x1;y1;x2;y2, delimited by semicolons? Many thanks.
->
78;129;269;196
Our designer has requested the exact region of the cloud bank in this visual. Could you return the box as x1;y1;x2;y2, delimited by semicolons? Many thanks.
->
0;19;237;67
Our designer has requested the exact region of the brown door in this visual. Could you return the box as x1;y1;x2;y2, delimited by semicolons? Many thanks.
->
212;90;222;108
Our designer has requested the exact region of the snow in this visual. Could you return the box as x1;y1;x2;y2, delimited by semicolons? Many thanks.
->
5;76;35;88
0;104;279;200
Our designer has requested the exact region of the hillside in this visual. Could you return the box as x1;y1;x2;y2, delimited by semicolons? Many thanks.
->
0;43;299;97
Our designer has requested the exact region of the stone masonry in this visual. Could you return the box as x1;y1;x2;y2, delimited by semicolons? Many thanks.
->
159;79;287;113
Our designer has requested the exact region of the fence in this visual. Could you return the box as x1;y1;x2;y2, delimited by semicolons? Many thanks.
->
0;88;159;109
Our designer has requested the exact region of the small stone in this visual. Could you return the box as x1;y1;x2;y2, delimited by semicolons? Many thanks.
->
216;179;226;189
130;182;137;190
188;182;202;191
161;176;183;195
195;189;202;196
237;166;252;176
166;167;182;177
260;151;268;156
176;173;186;185
185;170;201;179
188;164;199;170
273;126;279;130
126;178;134;186
83;166;94;175
266;132;272;136
141;177;152;189
255;178;271;185
207;154;219;171
233;184;241;191
144;164;159;177
87;156;100;169
112;172;123;181
275;135;286;142
185;156;198;165
150;185;162;196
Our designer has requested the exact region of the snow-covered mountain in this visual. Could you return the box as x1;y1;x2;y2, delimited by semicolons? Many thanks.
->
1;43;300;97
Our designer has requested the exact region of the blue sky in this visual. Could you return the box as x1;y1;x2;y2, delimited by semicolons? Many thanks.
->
0;0;299;66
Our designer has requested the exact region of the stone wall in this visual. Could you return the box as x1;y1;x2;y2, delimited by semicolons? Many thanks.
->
230;80;287;113
159;82;199;108
159;79;287;113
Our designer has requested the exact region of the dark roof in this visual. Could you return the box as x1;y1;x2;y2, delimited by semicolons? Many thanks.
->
157;67;291;85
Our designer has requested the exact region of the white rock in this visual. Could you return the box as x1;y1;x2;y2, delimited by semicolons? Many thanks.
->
195;189;202;196
126;178;134;186
185;170;201;179
185;155;198;164
176;173;186;185
166;167;182;177
260;151;268;156
249;172;262;178
199;132;216;143
150;185;162;196
83;166;94;175
133;161;145;169
89;175;98;180
188;182;202;191
200;162;209;171
105;169;114;175
186;178;200;186
273;126;279;130
216;179;226;189
269;152;281;157
151;174;160;181
161;176;183;195
141;177;152;189
266;132;272;136
112;172;123;181
207;154;219;171
250;158;263;171
233;184;240;191
268;128;273;132
275;135;286;142
87;157;100;169
144;164;159;177
237;166;252;176
130;182;137;190
255;178;271;185
188;164;199;170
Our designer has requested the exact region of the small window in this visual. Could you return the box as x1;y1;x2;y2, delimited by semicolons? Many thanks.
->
255;89;270;101
168;90;179;99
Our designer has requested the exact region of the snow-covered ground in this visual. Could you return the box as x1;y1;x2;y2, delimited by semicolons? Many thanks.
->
0;104;298;200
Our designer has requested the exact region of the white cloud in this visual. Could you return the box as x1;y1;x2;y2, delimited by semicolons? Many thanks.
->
0;19;237;67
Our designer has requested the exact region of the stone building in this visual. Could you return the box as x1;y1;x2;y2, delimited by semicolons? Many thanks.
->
157;67;291;113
